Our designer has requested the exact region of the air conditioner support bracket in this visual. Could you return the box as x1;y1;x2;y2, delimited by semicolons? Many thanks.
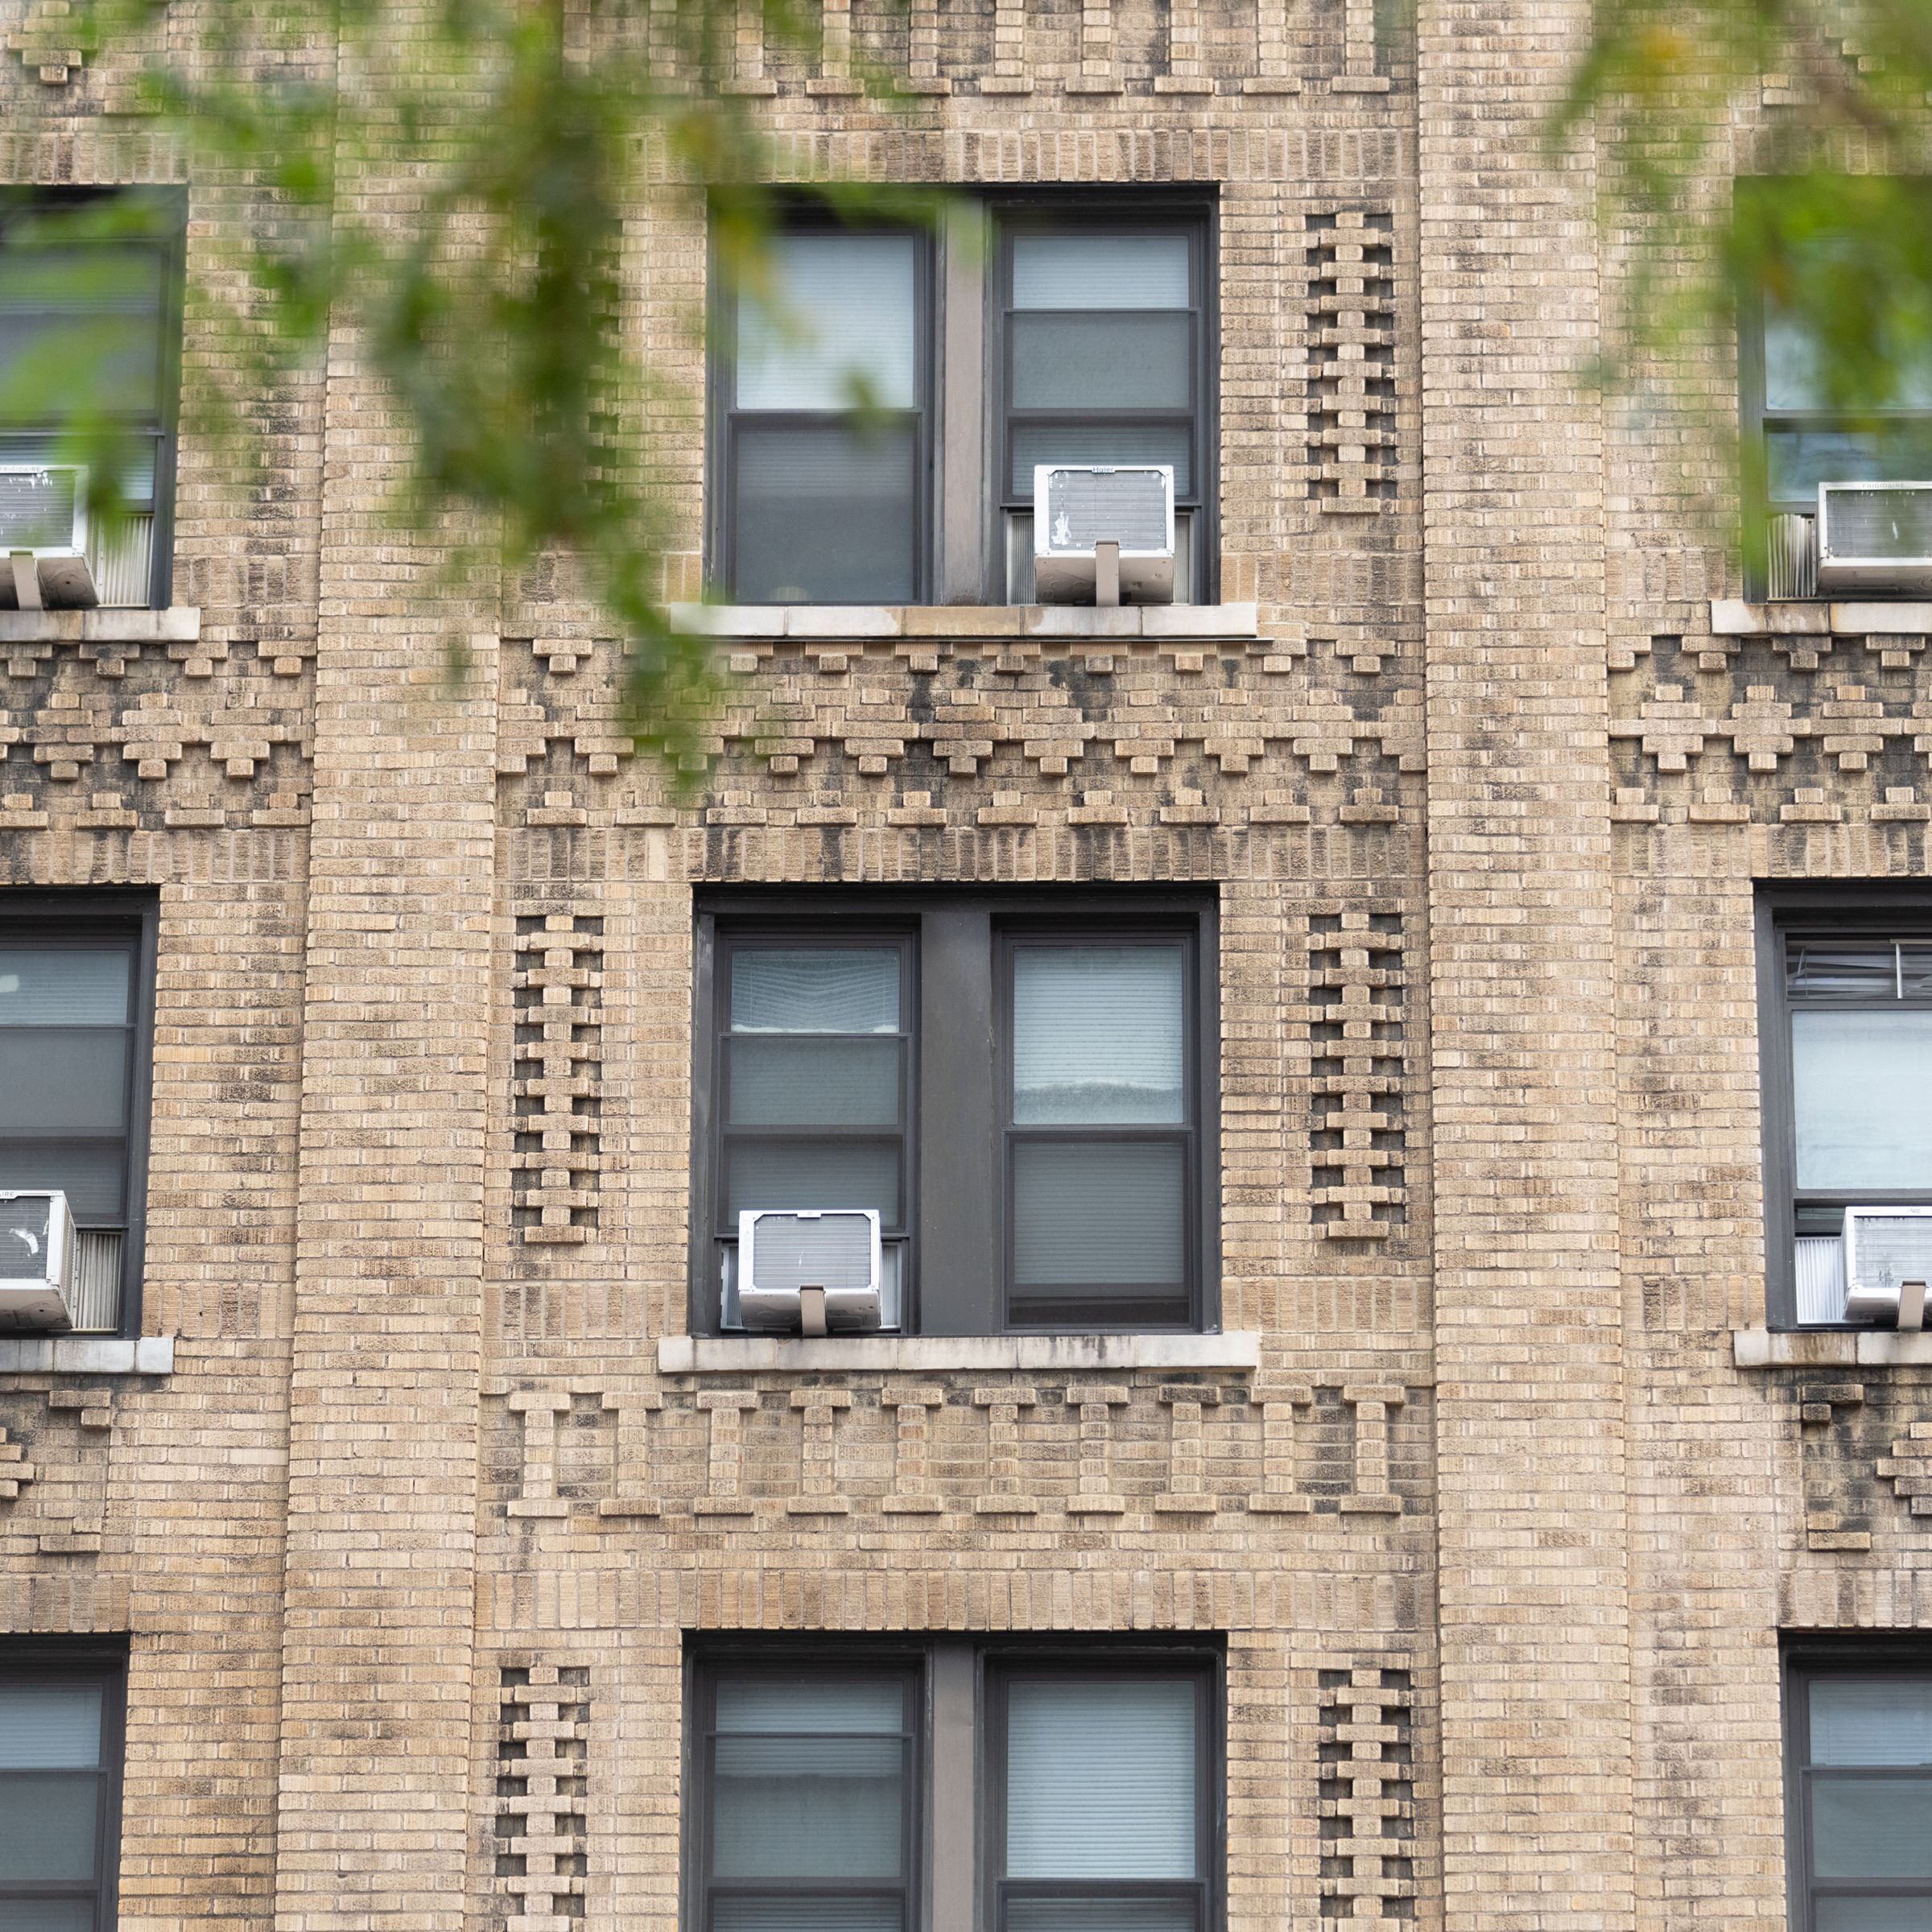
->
1095;540;1121;608
799;1286;828;1338
1901;1279;1927;1331
8;552;41;611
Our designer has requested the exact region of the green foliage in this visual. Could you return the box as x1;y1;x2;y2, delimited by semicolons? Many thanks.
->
1561;0;1932;562
16;0;926;770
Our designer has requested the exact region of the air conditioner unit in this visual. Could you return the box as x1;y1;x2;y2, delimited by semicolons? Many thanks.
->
1815;480;1932;594
0;1191;78;1333
1842;1205;1932;1328
1033;464;1174;605
0;464;98;610
736;1208;883;1336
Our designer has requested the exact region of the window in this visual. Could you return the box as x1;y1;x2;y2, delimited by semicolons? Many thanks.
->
1786;1653;1932;1930
713;223;931;604
997;212;1212;605
1736;178;1932;597
708;196;1216;607
0;190;185;609
696;894;1217;1337
0;1649;126;1931
0;895;158;1333
689;1643;1220;1932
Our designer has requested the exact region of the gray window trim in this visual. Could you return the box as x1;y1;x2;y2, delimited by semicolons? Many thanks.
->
704;191;1220;608
989;193;1219;606
704;201;935;605
690;890;1220;1338
984;1652;1220;1932
0;890;159;1337
685;1637;1224;1932
0;1640;127;1932
1735;175;1932;599
0;187;187;611
1783;1641;1932;1932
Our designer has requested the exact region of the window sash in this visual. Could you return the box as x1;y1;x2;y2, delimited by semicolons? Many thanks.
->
713;224;932;605
0;1660;122;1927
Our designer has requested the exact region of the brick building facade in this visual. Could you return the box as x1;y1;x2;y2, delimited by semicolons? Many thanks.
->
0;3;1922;1929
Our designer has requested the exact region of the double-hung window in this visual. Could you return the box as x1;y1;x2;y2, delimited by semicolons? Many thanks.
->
0;1650;126;1931
714;224;930;604
690;1644;1220;1932
0;190;184;609
998;213;1211;604
708;196;1216;606
1786;1654;1932;1930
696;894;1216;1337
0;896;157;1333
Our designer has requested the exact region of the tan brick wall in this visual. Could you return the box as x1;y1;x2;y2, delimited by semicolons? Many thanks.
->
2;6;1922;1931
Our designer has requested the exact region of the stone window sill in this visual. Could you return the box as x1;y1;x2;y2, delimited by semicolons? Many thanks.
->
1711;598;1932;638
657;1331;1261;1376
1732;1327;1932;1368
0;1335;174;1376
0;608;200;644
669;603;1261;644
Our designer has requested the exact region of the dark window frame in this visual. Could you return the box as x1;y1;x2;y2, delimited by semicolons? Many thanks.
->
1755;885;1932;1328
1735;175;1932;600
1784;1639;1932;1932
705;200;935;605
690;889;1220;1339
996;919;1204;1331
685;1636;1224;1932
0;889;158;1336
984;1652;1220;1932
0;1638;128;1932
0;186;188;611
990;192;1220;606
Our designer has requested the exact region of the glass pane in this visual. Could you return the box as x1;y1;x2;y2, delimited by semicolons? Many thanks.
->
1005;1678;1197;1878
0;1032;128;1134
0;1141;126;1221
0;948;130;1025
732;950;900;1034
726;1141;899;1225
1007;1905;1195;1932
1788;939;1899;1001
1817;1901;1932;1932
1812;1679;1932;1765
715;1903;900;1932
0;1770;98;1880
1013;946;1184;1125
716;1678;904;1735
1010;315;1191;412
1903;946;1932;998
733;420;917;604
1813;1777;1932;1878
0;431;156;503
1010;423;1190;501
1792;1009;1932;1191
712;1734;904;1880
728;1038;900;1129
736;234;917;412
1765;305;1932;411
0;245;165;415
1013;236;1190;311
3;1903;96;1932
1766;423;1932;504
0;1685;101;1769
1012;1141;1185;1292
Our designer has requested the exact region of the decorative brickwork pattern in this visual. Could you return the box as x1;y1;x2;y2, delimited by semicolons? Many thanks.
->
511;914;605;1244
1307;906;1406;1238
1307;211;1397;511
1318;1665;1418;1924
8;0;85;83
493;1662;590;1930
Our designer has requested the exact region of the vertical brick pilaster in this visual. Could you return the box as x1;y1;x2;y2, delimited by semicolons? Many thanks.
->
273;114;497;1923
1417;0;1632;1922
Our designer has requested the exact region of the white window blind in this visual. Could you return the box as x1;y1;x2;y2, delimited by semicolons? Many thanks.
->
1012;946;1183;1125
1811;1677;1932;1766
1004;1678;1198;1880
